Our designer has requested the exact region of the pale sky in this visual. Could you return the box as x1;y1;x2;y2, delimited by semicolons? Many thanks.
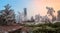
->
28;0;60;18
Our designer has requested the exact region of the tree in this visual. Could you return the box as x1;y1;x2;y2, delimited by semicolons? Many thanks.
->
0;4;15;25
31;16;35;22
46;6;56;22
57;10;60;21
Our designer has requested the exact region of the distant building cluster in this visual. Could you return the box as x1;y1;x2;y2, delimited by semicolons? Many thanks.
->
0;4;60;25
16;6;60;23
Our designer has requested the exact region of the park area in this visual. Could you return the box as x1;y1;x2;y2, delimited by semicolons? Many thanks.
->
22;22;60;33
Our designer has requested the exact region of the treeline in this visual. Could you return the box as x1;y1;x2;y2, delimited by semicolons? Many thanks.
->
23;22;60;33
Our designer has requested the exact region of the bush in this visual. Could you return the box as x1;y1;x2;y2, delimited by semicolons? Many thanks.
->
53;22;60;28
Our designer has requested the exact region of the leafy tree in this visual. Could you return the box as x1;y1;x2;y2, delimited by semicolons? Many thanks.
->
0;4;15;25
31;16;35;22
46;6;56;22
57;10;60;21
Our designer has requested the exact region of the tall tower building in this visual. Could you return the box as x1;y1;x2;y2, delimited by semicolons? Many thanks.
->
24;8;27;21
24;8;27;16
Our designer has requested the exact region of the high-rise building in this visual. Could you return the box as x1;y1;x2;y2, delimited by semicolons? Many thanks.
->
24;8;27;17
24;8;27;21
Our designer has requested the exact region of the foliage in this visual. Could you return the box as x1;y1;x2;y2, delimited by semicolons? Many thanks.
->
31;16;35;22
53;22;60;28
0;4;15;25
23;22;60;33
57;10;60;21
46;6;56;21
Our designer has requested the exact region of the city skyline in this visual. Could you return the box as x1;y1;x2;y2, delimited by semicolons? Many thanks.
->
0;0;60;18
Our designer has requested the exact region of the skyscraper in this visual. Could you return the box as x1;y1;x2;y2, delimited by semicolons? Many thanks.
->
24;8;27;17
24;8;27;21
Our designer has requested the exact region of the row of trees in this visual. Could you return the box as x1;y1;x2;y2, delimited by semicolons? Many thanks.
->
23;21;60;33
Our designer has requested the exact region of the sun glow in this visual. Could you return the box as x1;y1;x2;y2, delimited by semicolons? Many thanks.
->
28;0;60;18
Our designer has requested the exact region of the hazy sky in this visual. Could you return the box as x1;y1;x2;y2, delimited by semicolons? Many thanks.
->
0;0;60;18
